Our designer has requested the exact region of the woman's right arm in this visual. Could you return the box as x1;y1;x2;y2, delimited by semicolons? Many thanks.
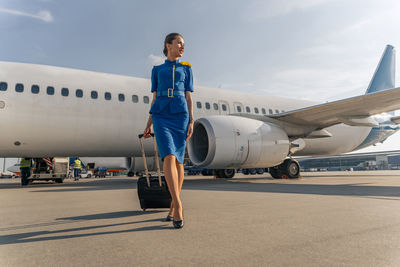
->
143;91;157;138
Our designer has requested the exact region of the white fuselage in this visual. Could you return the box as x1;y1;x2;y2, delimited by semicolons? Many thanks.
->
0;62;371;159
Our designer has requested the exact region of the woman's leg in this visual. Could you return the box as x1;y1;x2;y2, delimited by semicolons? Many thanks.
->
163;154;183;221
168;159;185;217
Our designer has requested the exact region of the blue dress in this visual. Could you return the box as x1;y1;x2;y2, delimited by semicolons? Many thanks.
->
149;59;194;164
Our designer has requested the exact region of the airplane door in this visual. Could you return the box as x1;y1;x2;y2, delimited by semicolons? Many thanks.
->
233;102;244;114
218;100;230;115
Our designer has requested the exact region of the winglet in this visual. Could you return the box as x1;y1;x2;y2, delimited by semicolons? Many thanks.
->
366;45;396;94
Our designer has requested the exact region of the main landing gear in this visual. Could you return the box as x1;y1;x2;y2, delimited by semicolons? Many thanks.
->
269;158;300;179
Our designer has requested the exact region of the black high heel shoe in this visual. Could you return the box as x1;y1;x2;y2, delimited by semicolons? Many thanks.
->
165;215;174;222
173;220;184;229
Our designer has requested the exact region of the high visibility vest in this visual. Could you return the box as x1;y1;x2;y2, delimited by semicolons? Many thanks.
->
20;158;31;168
73;159;82;169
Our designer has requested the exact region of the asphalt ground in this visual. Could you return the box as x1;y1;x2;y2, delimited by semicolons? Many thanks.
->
1;171;400;266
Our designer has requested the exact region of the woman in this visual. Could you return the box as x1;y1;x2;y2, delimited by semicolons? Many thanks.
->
143;33;194;229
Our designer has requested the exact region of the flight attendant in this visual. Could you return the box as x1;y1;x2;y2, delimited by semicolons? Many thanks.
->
143;33;194;229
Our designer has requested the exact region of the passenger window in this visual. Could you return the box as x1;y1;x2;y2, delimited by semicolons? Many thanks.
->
282;110;285;113
237;106;242;112
105;92;111;100
269;109;273;114
119;93;125;102
132;95;138;103
31;85;39;94
91;91;98;99
261;108;266;115
0;82;7;91
254;107;259;114
15;83;24;93
143;96;149;104
196;101;202;109
47;86;54;95
76;89;83;98
61;88;69;97
222;104;227;111
205;102;210;110
275;109;279;114
246;106;250;113
213;103;218;110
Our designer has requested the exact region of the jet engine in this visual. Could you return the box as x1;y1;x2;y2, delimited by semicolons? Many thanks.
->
187;116;290;169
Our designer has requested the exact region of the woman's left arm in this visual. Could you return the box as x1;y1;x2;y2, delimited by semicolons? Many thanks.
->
185;91;194;141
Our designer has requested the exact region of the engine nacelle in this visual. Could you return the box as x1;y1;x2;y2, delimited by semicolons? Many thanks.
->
187;116;289;168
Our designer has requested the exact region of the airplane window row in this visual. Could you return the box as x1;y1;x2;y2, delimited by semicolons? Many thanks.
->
0;82;151;104
196;100;284;114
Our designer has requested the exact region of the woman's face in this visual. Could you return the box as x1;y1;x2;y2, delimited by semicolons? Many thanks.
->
167;36;184;58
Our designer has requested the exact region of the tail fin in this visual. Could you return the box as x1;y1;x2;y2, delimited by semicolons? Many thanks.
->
366;45;395;94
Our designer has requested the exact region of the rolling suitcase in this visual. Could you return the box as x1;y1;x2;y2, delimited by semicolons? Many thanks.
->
137;133;171;211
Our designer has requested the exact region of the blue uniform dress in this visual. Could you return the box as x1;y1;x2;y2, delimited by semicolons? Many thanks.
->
149;60;194;164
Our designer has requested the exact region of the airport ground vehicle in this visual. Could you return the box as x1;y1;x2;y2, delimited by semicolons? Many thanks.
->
94;167;107;178
28;157;69;183
79;169;93;178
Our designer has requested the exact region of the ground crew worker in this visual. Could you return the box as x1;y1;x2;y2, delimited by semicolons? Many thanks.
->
20;158;32;186
73;157;82;181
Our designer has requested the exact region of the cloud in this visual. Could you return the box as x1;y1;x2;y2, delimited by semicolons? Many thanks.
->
0;7;54;22
242;0;333;21
147;54;164;66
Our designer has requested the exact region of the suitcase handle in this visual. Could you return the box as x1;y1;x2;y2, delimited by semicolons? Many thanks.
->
138;133;154;139
138;133;162;187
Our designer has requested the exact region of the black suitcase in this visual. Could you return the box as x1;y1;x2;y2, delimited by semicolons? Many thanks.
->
137;133;171;211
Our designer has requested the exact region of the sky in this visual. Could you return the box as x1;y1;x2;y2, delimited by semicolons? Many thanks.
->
1;0;400;170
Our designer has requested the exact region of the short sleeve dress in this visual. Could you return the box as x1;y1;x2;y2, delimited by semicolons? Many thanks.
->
149;59;194;164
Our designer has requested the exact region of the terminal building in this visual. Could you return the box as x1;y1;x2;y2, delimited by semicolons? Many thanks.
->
297;150;400;171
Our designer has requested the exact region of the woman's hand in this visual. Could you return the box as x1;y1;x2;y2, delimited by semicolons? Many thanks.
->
143;125;152;138
186;121;194;141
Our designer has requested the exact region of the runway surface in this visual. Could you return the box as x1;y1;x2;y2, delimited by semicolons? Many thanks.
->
1;171;400;266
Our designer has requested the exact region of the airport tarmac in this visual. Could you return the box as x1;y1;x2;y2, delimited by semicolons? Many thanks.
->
0;171;400;266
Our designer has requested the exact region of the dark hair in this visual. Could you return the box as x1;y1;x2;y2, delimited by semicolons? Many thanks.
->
163;33;182;57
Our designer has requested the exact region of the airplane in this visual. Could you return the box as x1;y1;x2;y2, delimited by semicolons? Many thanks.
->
1;45;400;179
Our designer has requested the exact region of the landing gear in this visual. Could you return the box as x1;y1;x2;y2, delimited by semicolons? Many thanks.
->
215;169;236;178
269;159;300;179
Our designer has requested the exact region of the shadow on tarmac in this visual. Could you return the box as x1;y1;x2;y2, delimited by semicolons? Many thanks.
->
0;211;172;245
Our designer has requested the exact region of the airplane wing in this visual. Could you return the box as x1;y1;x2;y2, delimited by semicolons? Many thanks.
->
269;86;400;128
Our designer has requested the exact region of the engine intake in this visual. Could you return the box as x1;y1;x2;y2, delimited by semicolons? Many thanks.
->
188;116;289;168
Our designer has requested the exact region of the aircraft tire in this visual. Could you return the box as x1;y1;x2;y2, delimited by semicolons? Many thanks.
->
282;159;300;179
269;167;283;179
215;169;235;179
